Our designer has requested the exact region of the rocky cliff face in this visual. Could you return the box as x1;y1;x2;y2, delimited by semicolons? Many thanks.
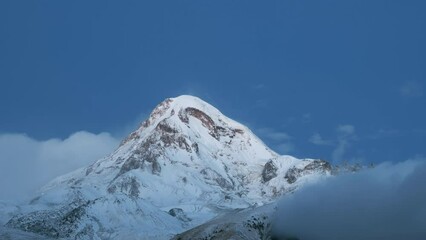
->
5;95;331;239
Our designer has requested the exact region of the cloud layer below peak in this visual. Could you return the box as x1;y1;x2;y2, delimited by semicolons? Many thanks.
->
0;132;119;202
273;157;426;240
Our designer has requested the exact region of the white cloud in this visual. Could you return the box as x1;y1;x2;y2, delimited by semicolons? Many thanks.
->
309;133;333;146
273;157;426;240
0;132;119;202
400;81;423;97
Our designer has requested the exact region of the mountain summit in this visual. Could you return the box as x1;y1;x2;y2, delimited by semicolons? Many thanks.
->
6;95;331;239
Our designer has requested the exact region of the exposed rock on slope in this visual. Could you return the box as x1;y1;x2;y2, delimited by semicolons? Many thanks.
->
173;204;276;240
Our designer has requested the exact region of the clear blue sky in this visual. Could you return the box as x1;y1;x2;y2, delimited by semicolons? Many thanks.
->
1;0;425;164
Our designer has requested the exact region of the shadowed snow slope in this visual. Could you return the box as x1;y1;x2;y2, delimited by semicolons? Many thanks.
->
5;95;331;239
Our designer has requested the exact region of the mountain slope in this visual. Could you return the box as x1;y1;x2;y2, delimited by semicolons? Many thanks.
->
173;203;276;240
5;95;331;239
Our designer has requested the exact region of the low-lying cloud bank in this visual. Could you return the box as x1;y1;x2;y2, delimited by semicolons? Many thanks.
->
274;158;426;240
0;132;119;202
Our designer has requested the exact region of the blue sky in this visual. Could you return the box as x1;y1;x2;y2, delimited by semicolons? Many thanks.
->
0;0;425;168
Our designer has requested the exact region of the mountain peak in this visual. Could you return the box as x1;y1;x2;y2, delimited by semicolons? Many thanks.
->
120;95;243;147
155;95;217;111
154;95;223;123
115;95;278;175
170;95;214;108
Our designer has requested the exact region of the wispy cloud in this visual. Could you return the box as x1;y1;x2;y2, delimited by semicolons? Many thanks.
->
336;124;355;135
256;128;291;141
251;83;266;90
274;157;426;240
302;113;312;123
368;128;426;140
332;124;356;162
256;128;294;154
400;81;423;97
367;128;401;140
310;125;357;163
309;133;333;146
253;99;268;108
276;143;295;155
0;132;119;202
332;141;349;162
113;111;149;139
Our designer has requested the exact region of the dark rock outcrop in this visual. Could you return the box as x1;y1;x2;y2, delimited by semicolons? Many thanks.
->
262;160;278;182
200;168;234;190
168;208;191;222
285;160;331;184
6;198;94;238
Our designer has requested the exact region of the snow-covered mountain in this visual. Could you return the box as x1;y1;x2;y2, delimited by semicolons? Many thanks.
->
5;95;331;239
